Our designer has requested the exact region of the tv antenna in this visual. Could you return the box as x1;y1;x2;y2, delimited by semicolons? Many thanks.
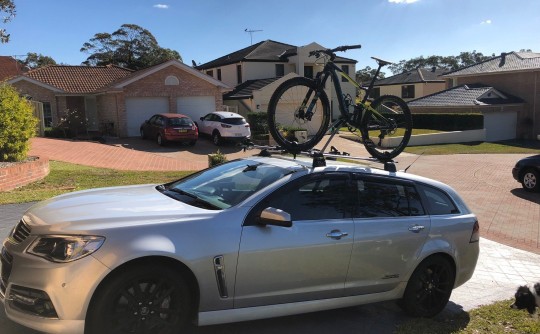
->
245;28;262;45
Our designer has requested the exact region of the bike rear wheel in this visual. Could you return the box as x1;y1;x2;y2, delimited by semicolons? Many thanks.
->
268;77;330;153
360;95;412;161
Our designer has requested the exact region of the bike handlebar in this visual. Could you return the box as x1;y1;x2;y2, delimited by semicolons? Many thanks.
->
308;44;362;58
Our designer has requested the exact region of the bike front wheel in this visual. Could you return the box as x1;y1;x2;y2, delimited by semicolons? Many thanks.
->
361;95;412;161
268;77;330;153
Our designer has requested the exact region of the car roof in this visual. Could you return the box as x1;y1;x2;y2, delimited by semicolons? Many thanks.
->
211;111;244;118
157;113;192;119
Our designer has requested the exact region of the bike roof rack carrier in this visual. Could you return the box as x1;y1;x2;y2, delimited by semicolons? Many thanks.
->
243;142;397;173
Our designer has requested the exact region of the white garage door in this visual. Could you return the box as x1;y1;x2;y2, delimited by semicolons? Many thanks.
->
176;96;216;122
126;97;169;136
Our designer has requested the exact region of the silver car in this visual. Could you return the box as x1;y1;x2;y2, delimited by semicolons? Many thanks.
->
0;156;479;334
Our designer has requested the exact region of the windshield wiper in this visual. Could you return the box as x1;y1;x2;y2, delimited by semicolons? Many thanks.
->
167;188;221;210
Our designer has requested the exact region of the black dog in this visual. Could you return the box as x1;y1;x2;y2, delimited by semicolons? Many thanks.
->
510;284;540;315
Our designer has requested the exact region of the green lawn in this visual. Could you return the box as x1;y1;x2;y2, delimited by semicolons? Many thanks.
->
396;299;540;334
405;140;540;155
0;161;192;205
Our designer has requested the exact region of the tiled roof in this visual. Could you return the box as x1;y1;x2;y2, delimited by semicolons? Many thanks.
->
443;52;540;77
23;65;133;93
224;77;281;100
408;84;524;107
197;40;357;70
374;67;446;86
197;40;296;70
0;56;27;81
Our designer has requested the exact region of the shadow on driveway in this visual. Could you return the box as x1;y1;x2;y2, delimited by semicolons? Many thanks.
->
510;188;540;204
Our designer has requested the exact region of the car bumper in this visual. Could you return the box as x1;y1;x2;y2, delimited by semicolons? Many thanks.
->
164;133;198;142
1;242;111;334
512;167;520;181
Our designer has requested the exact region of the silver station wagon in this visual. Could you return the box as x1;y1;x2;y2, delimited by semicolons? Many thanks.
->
0;156;479;334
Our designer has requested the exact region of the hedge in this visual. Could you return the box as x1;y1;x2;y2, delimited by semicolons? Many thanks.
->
412;113;483;131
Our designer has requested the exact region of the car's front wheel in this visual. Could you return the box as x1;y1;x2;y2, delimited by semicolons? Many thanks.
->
399;255;455;317
521;168;539;192
85;264;192;334
212;131;221;146
157;134;166;146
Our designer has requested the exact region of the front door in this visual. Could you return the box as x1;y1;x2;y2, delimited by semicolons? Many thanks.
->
235;173;355;308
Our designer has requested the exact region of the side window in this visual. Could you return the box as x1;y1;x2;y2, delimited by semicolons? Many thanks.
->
268;176;351;221
203;114;213;121
355;179;425;218
419;185;459;215
149;115;158;125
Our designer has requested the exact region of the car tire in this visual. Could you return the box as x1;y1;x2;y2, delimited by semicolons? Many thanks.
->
140;128;146;139
398;255;455;317
157;134;166;146
85;264;192;334
212;132;221;146
521;168;539;192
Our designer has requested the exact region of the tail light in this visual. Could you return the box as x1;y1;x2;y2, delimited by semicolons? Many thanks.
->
469;220;479;243
245;124;250;128
221;123;232;128
192;124;198;134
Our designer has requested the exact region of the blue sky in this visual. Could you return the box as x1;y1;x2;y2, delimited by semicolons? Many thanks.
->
2;0;539;72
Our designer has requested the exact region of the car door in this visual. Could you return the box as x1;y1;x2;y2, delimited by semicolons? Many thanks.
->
345;175;430;295
235;173;355;308
199;113;213;135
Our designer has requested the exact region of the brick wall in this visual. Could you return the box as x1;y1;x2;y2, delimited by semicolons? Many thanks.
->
12;81;59;124
0;157;50;192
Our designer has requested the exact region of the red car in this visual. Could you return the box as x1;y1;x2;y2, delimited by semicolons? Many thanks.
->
140;113;198;146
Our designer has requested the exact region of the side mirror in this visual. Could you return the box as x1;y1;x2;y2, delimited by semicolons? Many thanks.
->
259;207;292;228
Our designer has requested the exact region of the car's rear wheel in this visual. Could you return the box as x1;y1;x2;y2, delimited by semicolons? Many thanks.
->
399;255;455;317
157;134;166;146
521;168;539;192
86;264;191;334
212;131;221;146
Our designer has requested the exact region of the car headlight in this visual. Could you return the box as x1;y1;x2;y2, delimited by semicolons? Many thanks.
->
27;235;105;263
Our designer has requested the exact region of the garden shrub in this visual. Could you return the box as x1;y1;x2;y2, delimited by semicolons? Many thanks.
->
0;84;38;162
246;112;269;135
208;150;227;167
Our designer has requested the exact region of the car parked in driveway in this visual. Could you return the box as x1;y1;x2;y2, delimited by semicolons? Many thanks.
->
0;156;479;334
512;154;540;192
197;111;250;145
140;113;198;146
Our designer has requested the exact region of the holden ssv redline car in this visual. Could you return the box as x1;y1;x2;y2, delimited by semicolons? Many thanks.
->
0;156;479;334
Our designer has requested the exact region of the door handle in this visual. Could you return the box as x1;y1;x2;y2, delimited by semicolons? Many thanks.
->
326;230;349;240
408;224;425;233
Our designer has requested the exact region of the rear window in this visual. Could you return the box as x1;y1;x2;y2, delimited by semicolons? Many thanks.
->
222;117;247;125
168;117;192;126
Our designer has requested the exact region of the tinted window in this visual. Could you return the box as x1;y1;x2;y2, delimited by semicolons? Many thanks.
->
168;117;192;126
222;117;247;125
419;185;459;215
268;176;352;221
355;179;425;218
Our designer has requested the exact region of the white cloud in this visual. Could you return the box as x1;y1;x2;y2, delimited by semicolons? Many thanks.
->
481;19;492;24
388;0;420;3
153;4;169;9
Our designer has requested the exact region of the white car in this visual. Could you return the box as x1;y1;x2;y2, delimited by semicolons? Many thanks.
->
197;111;251;145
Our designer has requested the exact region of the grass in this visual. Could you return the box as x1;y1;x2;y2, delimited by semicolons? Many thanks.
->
404;140;540;155
0;161;193;205
396;299;540;334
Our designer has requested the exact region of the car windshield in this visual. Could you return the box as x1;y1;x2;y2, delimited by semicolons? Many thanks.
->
168;117;192;126
222;117;246;125
162;160;291;209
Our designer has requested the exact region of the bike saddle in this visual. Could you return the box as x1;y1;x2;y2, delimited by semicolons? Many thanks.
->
371;57;394;66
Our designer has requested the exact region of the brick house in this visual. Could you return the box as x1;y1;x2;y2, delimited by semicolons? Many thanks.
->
0;56;27;81
441;52;540;140
7;60;230;137
371;67;446;102
196;40;357;120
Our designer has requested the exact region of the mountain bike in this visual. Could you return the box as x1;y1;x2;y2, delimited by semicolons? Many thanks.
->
267;44;412;161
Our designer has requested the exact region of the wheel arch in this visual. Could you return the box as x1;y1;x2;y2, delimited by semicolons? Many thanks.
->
412;252;457;283
520;166;540;179
86;255;200;322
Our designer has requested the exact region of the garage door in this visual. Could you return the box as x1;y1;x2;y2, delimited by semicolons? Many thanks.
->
126;97;169;136
176;96;216;122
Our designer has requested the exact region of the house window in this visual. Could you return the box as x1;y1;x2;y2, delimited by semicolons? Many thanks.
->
43;102;52;127
217;68;222;81
275;64;284;77
341;65;349;82
304;65;313;79
164;75;179;85
237;64;242;84
401;85;415;99
206;70;214;77
370;87;380;99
